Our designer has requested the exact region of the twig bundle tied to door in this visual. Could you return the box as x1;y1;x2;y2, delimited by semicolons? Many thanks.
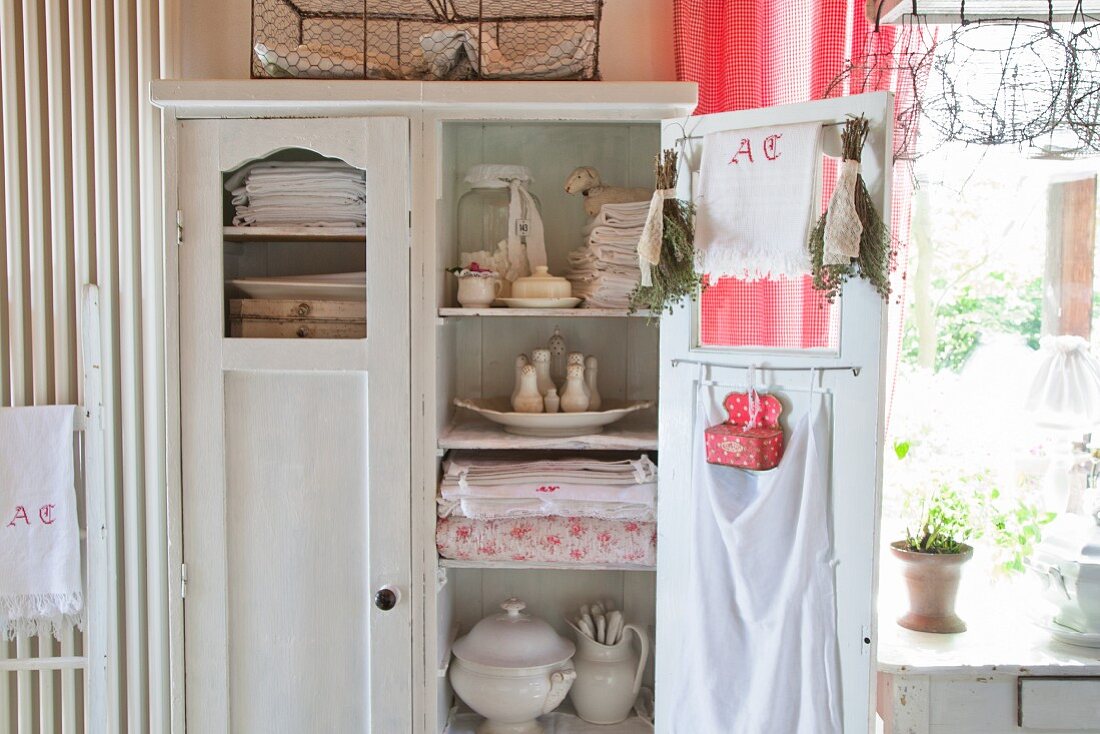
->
808;116;892;302
631;149;703;314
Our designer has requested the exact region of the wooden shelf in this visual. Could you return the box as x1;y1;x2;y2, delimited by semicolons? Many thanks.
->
438;307;653;319
439;558;654;572
222;225;365;242
438;412;657;451
445;707;653;733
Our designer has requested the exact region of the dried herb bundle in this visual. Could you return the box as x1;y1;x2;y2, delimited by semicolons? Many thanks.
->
629;149;703;314
808;116;893;302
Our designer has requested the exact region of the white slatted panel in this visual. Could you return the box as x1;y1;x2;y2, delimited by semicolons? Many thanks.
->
0;0;174;731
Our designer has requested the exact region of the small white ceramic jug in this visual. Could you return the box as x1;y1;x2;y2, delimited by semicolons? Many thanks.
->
456;274;502;308
569;624;649;724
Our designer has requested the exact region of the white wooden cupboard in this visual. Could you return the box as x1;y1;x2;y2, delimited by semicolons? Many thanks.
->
152;81;893;734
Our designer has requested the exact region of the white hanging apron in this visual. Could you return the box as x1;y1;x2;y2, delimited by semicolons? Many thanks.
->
666;373;841;733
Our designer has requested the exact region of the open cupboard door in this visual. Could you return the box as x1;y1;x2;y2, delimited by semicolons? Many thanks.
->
176;117;412;733
657;92;893;733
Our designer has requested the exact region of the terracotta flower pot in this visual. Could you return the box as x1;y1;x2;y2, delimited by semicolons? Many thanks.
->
890;541;973;634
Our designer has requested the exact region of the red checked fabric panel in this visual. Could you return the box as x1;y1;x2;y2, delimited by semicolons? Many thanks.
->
675;0;900;351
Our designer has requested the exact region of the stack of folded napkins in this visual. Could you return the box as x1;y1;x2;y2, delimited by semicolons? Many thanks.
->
436;451;657;566
566;201;649;309
225;161;366;228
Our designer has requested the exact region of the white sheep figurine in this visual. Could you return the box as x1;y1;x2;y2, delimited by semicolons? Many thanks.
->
564;166;652;218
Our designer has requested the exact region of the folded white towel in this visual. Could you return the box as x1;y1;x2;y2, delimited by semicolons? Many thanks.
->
695;122;822;279
0;406;83;639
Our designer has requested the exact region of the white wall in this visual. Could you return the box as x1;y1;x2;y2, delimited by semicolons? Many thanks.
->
179;0;677;81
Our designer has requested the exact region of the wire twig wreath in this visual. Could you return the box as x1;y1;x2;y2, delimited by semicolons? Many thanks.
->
923;18;1074;147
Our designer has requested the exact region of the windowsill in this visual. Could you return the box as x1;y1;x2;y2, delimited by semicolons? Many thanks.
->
876;548;1100;675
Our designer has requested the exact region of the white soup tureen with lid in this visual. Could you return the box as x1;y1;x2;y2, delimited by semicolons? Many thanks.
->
1030;511;1100;645
450;598;576;734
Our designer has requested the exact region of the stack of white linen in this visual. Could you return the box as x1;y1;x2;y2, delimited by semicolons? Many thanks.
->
436;451;658;566
437;451;656;522
566;201;649;308
225;161;366;228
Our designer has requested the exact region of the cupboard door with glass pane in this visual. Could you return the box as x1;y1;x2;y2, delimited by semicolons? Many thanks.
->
176;117;411;733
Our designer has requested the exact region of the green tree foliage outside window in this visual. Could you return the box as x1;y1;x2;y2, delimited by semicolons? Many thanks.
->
902;273;1042;373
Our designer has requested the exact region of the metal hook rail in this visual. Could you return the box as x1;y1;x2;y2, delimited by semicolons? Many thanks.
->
670;358;862;377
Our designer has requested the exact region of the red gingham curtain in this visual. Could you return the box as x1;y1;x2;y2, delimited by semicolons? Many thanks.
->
675;0;924;351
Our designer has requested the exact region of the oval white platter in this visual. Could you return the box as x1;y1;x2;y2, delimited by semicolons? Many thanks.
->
227;271;366;301
499;297;582;309
454;397;652;437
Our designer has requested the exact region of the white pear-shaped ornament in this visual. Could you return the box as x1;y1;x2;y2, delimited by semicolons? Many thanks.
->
548;327;567;385
584;355;601;411
532;349;554;397
568;352;590;398
560;364;590;413
511;353;530;405
512;365;545;413
543;387;560;413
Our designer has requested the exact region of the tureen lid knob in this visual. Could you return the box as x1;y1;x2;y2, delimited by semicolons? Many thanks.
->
501;598;527;616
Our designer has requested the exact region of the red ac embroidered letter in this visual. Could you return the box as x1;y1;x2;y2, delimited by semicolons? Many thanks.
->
39;504;56;525
7;505;30;527
729;138;754;164
763;133;783;161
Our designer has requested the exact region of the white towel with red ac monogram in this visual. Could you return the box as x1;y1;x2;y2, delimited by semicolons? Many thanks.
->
695;122;822;279
0;406;83;639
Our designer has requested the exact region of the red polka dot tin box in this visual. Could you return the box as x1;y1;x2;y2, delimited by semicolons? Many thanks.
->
704;391;784;470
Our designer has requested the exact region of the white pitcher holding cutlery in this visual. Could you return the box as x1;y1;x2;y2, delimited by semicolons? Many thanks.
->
568;622;649;724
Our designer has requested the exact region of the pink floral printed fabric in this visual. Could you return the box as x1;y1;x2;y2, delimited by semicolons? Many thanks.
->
436;516;656;567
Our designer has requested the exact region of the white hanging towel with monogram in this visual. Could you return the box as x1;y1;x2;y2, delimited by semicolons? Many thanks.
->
0;406;83;639
695;123;822;279
666;380;841;733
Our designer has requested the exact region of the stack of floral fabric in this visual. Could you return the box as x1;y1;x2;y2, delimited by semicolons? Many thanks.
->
566;202;649;309
436;451;657;567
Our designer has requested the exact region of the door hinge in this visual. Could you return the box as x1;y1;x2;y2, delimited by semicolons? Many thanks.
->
861;624;871;655
176;210;183;246
180;563;188;599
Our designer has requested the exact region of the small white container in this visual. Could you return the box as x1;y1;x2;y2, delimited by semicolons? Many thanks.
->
450;598;576;734
511;266;572;300
456;273;502;309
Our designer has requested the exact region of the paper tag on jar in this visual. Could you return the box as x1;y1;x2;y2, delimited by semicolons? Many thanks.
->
515;219;530;237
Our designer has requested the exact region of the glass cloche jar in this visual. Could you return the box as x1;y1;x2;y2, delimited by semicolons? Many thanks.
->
457;164;545;298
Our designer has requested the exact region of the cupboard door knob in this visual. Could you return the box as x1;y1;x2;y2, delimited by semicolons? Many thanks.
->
374;586;399;611
296;326;310;338
295;302;311;317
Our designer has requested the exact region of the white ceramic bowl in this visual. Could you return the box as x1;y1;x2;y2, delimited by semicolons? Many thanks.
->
450;658;576;734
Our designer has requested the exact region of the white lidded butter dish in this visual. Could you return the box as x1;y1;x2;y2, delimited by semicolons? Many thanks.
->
509;266;573;301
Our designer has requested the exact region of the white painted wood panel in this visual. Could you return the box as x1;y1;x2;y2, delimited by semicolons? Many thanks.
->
223;371;370;733
656;92;894;734
178;116;412;733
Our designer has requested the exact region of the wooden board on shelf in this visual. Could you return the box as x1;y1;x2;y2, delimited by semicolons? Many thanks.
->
438;307;654;319
439;558;654;573
438;412;658;451
222;225;365;242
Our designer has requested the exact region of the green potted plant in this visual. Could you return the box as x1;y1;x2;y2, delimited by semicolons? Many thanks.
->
890;440;1055;633
892;482;976;633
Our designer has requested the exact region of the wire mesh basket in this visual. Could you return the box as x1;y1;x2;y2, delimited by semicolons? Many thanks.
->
252;0;604;81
